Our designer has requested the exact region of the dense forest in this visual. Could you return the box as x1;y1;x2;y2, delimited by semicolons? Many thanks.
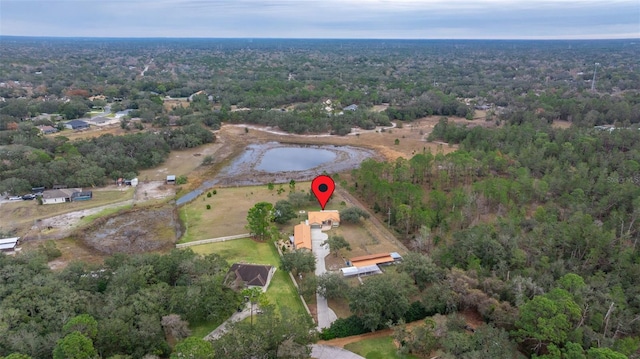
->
0;249;240;358
343;119;640;357
0;124;214;194
1;38;639;135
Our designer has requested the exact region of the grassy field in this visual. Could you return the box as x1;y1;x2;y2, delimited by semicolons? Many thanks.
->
191;238;306;316
344;336;419;359
179;184;316;243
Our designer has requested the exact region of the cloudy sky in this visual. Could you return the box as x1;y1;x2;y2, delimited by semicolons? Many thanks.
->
1;0;638;39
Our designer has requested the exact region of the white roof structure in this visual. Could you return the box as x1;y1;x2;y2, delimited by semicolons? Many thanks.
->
340;264;382;277
0;237;20;251
390;252;403;260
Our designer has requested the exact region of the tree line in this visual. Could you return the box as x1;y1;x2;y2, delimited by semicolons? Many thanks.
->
0;124;214;195
348;118;640;357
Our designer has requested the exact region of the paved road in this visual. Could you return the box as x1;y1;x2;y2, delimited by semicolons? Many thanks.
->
311;227;338;330
204;302;253;341
311;344;366;359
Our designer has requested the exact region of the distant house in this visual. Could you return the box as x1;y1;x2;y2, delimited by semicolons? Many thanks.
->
65;120;89;130
227;263;276;291
37;125;58;135
88;117;111;126
166;175;176;184
343;104;358;112
42;188;87;204
0;237;20;254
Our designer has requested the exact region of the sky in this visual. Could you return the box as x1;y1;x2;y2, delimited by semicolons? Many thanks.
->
1;0;639;40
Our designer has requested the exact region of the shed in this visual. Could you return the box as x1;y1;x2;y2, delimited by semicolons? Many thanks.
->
0;237;20;253
65;120;90;130
71;191;93;201
166;175;176;184
350;253;395;268
340;264;382;277
343;104;358;112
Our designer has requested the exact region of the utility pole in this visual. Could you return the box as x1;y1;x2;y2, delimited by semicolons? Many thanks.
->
591;62;600;92
387;208;391;227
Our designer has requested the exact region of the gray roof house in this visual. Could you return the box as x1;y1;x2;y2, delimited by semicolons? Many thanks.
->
42;188;82;204
65;120;90;130
37;125;58;135
343;104;358;112
227;263;276;290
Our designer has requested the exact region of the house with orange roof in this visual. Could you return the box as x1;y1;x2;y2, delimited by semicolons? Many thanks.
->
293;222;312;251
290;210;340;251
307;210;340;229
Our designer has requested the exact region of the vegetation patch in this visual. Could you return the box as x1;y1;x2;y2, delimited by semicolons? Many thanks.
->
344;336;418;359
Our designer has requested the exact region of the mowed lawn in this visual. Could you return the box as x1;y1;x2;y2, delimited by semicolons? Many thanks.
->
179;184;303;243
344;336;419;359
191;238;306;317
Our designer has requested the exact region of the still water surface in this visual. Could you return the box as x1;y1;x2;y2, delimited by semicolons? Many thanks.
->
256;147;336;172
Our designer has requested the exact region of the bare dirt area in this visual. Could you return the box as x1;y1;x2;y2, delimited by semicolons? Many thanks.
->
138;143;227;182
134;181;176;201
77;204;180;255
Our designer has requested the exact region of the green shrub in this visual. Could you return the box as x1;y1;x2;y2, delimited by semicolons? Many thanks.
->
207;192;212;198
319;316;368;340
176;175;188;185
206;204;211;210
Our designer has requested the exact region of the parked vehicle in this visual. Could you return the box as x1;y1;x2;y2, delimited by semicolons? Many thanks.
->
22;194;36;200
9;196;22;201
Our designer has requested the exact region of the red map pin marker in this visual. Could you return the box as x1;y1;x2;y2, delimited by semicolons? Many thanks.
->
311;175;335;210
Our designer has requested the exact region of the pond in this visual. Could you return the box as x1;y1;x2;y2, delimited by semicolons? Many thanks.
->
255;147;336;172
176;142;376;205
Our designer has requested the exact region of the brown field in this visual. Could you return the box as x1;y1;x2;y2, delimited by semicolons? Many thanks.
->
138;142;226;181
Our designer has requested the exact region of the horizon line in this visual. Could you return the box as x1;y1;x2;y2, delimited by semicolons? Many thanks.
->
1;35;638;42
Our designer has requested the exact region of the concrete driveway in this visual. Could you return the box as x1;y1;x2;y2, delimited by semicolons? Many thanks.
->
311;344;366;359
311;227;338;330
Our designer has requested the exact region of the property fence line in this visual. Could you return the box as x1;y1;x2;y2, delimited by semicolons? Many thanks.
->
275;242;315;323
176;233;250;248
